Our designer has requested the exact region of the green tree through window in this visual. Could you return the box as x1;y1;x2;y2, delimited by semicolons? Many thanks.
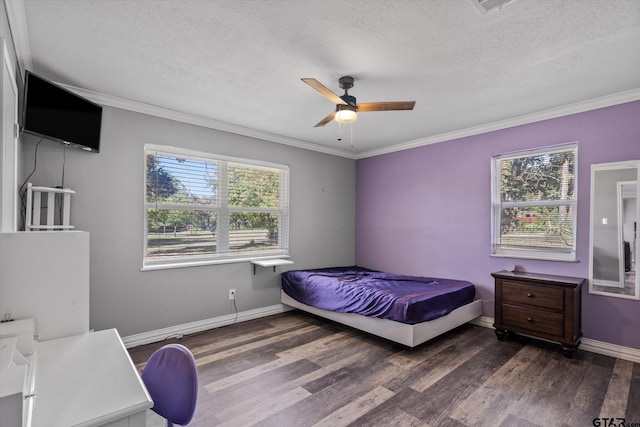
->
492;144;577;260
144;145;289;268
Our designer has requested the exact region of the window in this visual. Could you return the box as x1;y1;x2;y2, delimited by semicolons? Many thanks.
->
144;144;289;269
491;143;577;261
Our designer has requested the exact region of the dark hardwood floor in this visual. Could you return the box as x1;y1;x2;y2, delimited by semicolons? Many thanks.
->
128;311;640;427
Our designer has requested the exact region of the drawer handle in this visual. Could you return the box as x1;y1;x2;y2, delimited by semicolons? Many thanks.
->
527;293;534;298
527;317;533;323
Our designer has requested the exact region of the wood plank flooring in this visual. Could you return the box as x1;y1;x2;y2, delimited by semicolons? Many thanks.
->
128;311;640;427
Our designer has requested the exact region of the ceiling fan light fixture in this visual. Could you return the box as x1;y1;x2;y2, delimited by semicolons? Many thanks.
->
335;105;357;123
302;76;415;128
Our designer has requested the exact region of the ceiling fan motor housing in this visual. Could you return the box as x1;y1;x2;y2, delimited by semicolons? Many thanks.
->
339;94;357;107
338;76;355;90
339;76;357;106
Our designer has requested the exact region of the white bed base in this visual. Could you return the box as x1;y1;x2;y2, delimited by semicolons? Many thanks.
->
281;290;483;347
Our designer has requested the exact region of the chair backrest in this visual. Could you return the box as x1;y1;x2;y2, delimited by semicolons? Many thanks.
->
141;344;198;426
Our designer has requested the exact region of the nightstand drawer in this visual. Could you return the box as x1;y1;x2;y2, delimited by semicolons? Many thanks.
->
502;304;564;337
502;281;564;310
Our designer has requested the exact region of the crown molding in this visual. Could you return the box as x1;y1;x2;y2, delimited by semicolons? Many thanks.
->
3;0;32;81
25;79;640;163
6;0;637;161
61;83;640;162
355;89;640;159
59;83;358;159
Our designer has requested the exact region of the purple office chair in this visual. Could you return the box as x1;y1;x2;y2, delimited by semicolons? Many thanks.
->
142;344;198;426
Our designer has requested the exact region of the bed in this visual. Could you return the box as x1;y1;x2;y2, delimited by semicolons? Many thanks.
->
281;266;482;347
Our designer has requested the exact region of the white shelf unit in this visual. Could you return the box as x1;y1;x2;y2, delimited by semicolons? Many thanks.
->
25;183;75;231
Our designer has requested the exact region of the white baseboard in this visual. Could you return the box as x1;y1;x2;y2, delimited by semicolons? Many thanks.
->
124;310;640;363
122;304;293;348
473;316;640;364
580;338;640;364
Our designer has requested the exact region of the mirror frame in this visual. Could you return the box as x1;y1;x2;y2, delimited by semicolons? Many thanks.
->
589;160;640;300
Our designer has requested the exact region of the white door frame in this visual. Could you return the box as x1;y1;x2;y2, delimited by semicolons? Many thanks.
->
1;37;19;231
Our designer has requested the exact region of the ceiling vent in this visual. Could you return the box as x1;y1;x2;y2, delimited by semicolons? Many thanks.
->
470;0;517;15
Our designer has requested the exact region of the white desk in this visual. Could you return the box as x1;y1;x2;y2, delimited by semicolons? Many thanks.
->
31;329;152;427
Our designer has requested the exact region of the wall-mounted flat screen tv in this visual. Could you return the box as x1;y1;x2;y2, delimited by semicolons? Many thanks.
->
22;71;102;153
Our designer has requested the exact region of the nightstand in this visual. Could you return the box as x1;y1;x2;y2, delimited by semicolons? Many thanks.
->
492;270;585;357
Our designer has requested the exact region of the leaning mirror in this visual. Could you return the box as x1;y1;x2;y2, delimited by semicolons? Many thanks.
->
589;160;639;299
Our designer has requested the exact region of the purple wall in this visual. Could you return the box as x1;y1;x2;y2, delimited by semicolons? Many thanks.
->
356;100;640;350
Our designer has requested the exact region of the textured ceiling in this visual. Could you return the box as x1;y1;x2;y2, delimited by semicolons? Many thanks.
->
14;0;640;157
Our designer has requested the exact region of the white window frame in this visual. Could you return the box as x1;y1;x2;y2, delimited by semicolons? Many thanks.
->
143;144;289;270
491;143;578;262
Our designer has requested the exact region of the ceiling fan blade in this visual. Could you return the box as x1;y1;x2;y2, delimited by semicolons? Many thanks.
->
302;78;347;105
357;101;416;112
314;111;336;127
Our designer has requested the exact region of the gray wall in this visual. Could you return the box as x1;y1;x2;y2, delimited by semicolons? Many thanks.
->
21;107;356;336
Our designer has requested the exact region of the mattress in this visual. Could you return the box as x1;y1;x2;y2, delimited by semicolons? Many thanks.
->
281;266;476;324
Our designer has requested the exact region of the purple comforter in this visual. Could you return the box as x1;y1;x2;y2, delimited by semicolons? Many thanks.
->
281;266;476;325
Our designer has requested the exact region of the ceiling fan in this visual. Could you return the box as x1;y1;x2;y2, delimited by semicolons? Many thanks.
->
302;76;416;127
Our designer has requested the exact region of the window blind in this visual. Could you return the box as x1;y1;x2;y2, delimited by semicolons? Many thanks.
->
491;143;577;261
144;144;289;267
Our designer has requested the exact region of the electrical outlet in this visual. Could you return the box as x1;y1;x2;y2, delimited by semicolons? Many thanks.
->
229;289;236;300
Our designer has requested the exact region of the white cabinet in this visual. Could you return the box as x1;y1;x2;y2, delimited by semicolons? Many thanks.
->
0;231;89;340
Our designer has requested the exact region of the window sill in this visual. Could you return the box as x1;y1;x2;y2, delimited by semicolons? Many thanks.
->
141;255;291;272
491;253;578;263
